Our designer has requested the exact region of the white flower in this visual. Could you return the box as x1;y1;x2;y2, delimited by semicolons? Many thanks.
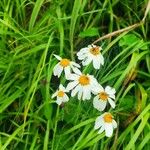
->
93;85;116;111
77;44;104;69
94;112;117;137
51;84;69;105
53;54;81;78
66;70;98;100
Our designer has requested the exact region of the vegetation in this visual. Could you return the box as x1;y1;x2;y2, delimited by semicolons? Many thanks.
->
0;0;150;149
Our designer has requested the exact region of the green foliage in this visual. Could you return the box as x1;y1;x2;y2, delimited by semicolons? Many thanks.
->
79;27;99;38
119;33;148;50
0;0;150;150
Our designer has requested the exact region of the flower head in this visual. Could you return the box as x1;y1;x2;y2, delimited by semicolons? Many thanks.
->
93;85;116;111
52;84;69;105
66;70;98;100
94;112;117;137
77;44;104;69
53;55;81;78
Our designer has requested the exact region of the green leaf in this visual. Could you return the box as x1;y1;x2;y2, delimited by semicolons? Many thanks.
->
79;28;99;38
119;34;140;47
119;34;148;50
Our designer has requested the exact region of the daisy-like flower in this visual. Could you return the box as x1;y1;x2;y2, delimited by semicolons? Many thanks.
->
77;44;104;69
53;54;81;78
94;112;117;137
66;70;98;100
93;85;116;111
51;84;69;105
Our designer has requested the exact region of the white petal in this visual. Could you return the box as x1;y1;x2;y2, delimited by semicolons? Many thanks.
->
109;94;115;99
63;94;69;102
55;65;63;78
64;66;71;79
71;66;82;75
93;97;107;111
88;45;93;49
82;86;91;100
77;51;87;58
105;123;113;137
82;57;92;66
92;83;101;92
98;126;105;134
56;97;63;105
111;88;116;94
53;54;62;60
51;91;58;98
94;116;104;130
96;82;103;88
80;47;89;52
77;49;89;60
53;63;60;76
97;55;102;69
95;56;101;69
92;89;99;95
67;74;79;80
108;98;116;108
66;81;78;91
91;82;103;94
71;61;80;68
71;85;81;97
105;86;116;95
105;86;112;93
112;120;117;129
59;84;65;91
77;54;87;60
77;48;88;56
82;87;87;100
93;96;99;109
90;76;99;85
93;56;100;69
93;95;99;101
99;54;104;65
98;46;102;51
86;87;92;100
77;86;83;100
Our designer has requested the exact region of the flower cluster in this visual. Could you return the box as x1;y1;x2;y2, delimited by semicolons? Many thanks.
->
52;44;117;137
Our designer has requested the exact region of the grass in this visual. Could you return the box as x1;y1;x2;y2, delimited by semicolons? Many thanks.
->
0;0;150;149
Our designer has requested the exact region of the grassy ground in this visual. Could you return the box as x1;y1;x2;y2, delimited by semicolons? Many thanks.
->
0;0;150;149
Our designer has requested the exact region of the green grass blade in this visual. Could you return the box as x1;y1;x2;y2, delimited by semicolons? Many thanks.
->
70;0;82;59
29;0;45;31
125;113;149;150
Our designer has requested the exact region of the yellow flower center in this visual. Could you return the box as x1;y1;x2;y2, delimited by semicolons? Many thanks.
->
103;113;113;123
99;92;108;101
90;46;100;55
57;91;64;97
60;59;70;67
78;75;90;86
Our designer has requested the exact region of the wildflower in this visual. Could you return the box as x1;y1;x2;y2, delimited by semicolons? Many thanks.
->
52;84;69;105
93;85;116;111
94;112;117;137
53;54;81;78
66;70;98;100
77;44;104;69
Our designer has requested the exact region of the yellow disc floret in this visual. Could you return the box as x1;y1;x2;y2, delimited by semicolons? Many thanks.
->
79;75;90;86
57;91;65;97
103;113;113;123
99;92;108;101
60;59;70;67
90;46;100;55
